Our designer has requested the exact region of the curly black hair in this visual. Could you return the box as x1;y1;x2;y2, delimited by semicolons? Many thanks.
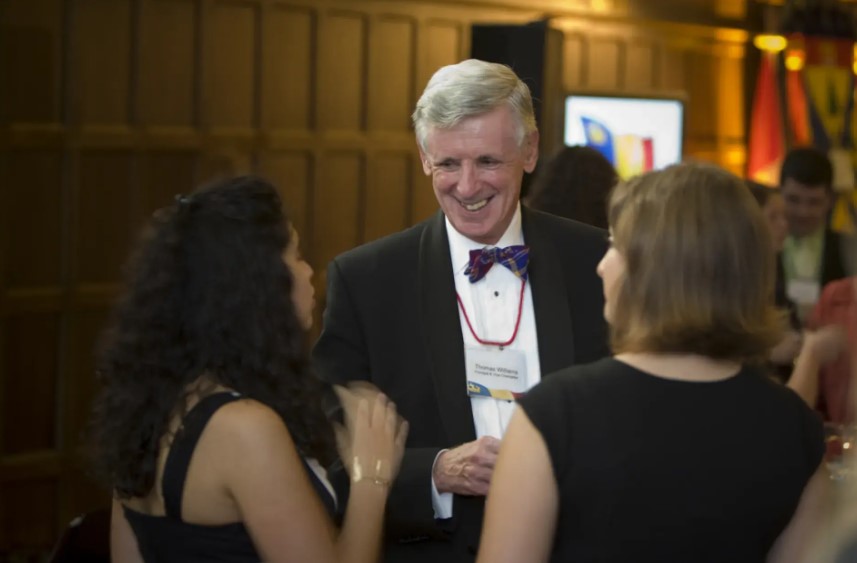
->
89;176;336;498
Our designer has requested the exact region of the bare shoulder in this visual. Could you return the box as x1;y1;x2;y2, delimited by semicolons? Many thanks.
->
205;398;296;450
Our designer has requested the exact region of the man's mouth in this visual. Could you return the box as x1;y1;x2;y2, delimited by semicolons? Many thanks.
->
460;197;492;212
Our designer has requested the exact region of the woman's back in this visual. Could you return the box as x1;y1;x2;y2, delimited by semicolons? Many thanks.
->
518;357;824;563
118;390;337;562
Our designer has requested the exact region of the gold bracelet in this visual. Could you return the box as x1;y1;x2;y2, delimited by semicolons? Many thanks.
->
352;457;392;487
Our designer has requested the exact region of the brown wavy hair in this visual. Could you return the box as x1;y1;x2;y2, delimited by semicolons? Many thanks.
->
607;162;782;361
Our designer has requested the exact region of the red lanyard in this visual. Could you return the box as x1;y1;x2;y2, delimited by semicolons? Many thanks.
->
455;279;526;347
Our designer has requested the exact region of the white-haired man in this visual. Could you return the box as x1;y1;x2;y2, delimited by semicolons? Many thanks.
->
314;59;609;562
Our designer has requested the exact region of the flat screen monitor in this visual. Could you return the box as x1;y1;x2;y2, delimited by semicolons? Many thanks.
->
563;94;684;179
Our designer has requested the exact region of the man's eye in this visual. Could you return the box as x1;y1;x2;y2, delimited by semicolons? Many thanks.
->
437;161;458;171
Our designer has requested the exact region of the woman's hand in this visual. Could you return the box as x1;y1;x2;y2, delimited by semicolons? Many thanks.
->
770;330;803;365
334;383;408;487
802;325;846;365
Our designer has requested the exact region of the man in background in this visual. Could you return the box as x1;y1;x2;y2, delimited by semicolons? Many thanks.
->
779;147;847;319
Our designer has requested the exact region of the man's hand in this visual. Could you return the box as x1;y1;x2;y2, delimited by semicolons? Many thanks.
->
432;436;501;496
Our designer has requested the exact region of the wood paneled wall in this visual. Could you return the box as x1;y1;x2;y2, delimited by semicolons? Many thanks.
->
0;0;748;555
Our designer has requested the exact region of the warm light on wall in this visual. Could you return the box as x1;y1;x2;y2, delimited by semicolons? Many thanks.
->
853;44;857;75
753;34;787;53
590;0;610;13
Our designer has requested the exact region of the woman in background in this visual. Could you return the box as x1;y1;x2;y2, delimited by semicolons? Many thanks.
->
89;176;407;562
747;180;803;377
478;163;826;563
526;145;617;229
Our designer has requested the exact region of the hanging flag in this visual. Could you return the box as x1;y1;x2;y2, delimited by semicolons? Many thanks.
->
785;36;812;146
801;37;854;150
747;50;785;185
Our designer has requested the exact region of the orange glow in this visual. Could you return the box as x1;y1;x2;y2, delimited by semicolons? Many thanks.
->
785;49;805;71
853;44;857;75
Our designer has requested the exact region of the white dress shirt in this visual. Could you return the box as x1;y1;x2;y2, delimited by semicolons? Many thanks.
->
431;205;541;518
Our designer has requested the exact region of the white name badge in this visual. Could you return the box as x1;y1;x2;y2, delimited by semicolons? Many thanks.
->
787;278;821;305
465;347;528;400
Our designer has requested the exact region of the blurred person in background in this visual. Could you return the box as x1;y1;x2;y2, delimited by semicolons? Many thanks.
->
526;144;618;229
779;148;847;320
748;180;803;379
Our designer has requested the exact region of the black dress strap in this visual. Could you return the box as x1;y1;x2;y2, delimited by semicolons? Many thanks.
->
162;391;243;520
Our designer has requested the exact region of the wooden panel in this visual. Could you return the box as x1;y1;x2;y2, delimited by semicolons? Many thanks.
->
562;33;585;91
205;2;257;128
64;310;110;455
586;36;622;90
196;153;235;184
258;152;312;242
364;153;410;242
5;151;64;289
368;17;415;132
74;0;131;124
716;55;744;139
141;152;197;221
420;21;462;93
411;162;437;224
77;152;134;284
139;0;196;127
59;468;110;531
1;0;63;123
263;6;314;131
314;152;361;268
318;12;366;132
660;45;686;92
685;50;716;141
0;479;57;550
3;314;59;455
625;40;656;91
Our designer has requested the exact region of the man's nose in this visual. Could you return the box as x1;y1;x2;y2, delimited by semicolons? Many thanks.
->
457;162;479;197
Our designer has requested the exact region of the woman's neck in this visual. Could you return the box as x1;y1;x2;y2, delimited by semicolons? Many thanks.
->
615;352;741;382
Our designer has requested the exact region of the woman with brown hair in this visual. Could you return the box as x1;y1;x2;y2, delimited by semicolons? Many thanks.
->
477;163;825;563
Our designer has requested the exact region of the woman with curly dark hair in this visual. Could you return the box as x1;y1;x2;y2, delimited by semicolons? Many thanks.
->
89;176;407;562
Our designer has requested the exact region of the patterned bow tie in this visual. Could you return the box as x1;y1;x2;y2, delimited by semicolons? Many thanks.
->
464;245;530;283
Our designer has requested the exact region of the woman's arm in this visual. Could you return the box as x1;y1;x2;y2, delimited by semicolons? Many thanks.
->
221;395;405;563
476;407;559;563
767;464;830;563
110;498;144;563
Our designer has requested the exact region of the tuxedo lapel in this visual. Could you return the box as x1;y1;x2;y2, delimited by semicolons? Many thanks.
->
418;211;477;446
522;208;576;375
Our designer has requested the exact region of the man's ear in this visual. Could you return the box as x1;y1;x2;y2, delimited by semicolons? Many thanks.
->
417;145;432;176
523;131;539;173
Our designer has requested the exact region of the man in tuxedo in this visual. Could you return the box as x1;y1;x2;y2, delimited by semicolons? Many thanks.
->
313;59;609;562
779;147;847;320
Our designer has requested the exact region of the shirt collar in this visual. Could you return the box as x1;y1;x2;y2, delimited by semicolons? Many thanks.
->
785;226;825;250
446;204;524;275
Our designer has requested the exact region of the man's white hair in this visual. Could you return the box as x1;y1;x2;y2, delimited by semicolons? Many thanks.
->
412;59;538;151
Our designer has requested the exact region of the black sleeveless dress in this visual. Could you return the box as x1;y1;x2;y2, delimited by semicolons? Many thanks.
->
123;392;337;562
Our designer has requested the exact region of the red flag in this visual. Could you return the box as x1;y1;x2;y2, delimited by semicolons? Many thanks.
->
747;51;785;184
786;68;812;146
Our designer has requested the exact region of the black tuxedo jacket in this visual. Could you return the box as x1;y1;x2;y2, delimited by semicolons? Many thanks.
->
312;207;609;562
